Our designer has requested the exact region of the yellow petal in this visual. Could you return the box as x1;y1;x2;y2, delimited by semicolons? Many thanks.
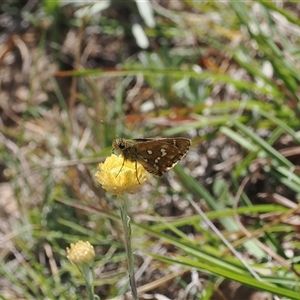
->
66;241;95;265
95;154;147;196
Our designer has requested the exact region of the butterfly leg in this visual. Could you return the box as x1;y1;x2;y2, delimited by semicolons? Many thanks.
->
115;158;141;185
135;160;141;185
116;158;125;178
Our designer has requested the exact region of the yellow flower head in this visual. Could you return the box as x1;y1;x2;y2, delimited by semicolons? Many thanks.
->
66;241;95;265
95;154;147;196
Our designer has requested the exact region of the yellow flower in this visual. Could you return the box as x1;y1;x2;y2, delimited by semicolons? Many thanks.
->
66;241;95;265
95;154;147;196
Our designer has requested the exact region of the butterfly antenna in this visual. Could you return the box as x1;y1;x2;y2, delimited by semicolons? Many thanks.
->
101;120;119;138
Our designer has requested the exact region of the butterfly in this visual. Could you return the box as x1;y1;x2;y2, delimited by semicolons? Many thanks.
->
112;137;191;177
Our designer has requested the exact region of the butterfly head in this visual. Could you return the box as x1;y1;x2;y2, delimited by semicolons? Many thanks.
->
112;138;125;151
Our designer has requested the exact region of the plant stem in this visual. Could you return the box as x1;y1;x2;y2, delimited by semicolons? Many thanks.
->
80;264;98;300
119;196;138;300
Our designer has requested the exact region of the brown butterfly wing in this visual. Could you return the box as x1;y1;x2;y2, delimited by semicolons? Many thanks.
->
133;138;191;176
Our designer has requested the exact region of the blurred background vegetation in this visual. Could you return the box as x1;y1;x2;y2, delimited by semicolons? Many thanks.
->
1;0;300;299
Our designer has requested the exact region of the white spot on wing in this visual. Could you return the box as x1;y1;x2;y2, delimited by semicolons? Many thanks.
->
161;148;167;157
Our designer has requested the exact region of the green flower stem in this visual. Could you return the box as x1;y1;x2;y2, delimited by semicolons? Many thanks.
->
80;264;99;300
119;195;138;300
